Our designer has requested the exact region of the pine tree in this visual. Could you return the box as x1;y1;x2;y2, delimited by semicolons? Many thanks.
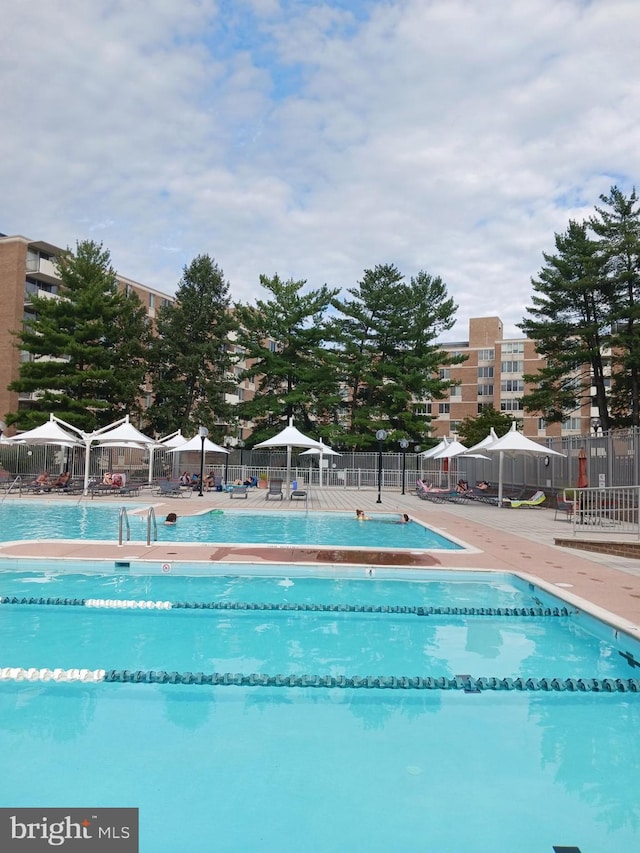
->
233;275;341;444
331;264;460;449
146;255;237;439
8;240;150;431
590;187;640;427
519;221;612;429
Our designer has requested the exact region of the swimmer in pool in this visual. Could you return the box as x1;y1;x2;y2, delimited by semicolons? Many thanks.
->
355;509;369;521
164;512;178;525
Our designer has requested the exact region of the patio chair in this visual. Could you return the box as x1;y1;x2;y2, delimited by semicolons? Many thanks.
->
506;490;546;509
230;485;248;499
555;490;577;521
266;479;283;500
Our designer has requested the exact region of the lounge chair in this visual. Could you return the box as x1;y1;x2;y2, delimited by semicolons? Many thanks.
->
266;479;283;500
230;484;248;499
467;485;528;506
507;490;546;509
290;488;307;501
156;480;189;498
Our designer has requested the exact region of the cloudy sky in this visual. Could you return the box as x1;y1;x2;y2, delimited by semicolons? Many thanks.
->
2;0;639;338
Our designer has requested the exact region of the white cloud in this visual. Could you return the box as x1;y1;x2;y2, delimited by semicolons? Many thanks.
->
1;0;639;337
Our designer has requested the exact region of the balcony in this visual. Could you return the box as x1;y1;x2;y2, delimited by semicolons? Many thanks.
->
25;255;59;284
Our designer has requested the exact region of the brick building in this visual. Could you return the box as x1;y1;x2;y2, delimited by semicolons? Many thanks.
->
431;316;592;440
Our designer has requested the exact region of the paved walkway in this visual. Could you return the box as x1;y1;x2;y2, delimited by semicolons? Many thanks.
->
2;485;640;636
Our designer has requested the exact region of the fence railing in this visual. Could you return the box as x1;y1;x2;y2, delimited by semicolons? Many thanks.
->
568;486;640;538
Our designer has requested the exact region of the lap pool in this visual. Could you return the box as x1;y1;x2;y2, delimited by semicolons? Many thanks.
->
1;566;639;852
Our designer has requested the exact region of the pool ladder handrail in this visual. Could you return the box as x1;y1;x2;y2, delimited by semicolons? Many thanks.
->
118;506;131;546
146;506;157;546
1;475;22;502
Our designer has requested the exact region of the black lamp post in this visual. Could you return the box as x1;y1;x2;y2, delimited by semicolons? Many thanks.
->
399;438;409;495
414;446;421;483
198;426;208;497
237;438;245;479
376;429;388;504
224;442;231;486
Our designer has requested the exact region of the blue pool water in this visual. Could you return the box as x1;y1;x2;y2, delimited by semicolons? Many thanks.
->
0;502;461;549
0;569;639;852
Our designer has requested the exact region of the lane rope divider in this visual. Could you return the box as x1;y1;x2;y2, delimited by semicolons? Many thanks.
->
0;667;638;692
0;598;576;617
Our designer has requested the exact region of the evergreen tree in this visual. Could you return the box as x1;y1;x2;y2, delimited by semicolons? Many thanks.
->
7;240;150;431
331;264;460;449
519;221;612;429
146;255;237;440
233;275;341;444
590;187;640;427
456;405;514;447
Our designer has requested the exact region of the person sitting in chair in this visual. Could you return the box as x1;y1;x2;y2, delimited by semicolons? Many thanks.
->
50;471;71;489
456;479;470;494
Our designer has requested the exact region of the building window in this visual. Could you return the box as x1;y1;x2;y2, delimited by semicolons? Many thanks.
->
449;384;462;399
478;349;494;361
562;417;582;431
501;360;524;373
477;384;494;396
450;420;461;433
502;341;524;354
501;379;524;392
477;403;491;414
413;403;432;416
439;368;451;380
500;399;523;411
478;366;494;378
537;417;546;430
438;403;450;414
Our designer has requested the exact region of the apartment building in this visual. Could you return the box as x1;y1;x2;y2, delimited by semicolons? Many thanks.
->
430;316;592;440
0;233;261;441
0;233;178;426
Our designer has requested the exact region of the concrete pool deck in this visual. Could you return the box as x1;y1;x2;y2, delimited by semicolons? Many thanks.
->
2;485;640;635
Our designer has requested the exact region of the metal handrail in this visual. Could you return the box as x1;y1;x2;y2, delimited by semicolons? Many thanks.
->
146;506;157;546
570;485;640;538
118;506;130;546
1;475;22;502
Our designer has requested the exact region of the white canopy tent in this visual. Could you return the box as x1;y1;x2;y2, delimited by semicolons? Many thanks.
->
87;416;158;492
253;419;323;497
167;435;229;455
2;414;83;449
481;422;566;506
299;440;341;488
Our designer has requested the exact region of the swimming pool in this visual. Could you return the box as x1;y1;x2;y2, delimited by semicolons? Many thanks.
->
1;568;639;852
0;502;462;550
